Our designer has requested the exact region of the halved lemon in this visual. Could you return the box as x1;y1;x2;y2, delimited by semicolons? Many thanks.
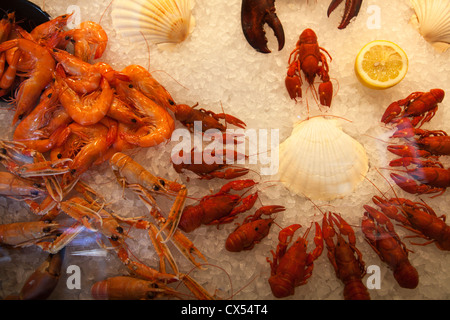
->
354;40;408;90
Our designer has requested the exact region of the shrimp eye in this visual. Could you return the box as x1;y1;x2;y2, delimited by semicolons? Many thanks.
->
31;190;40;196
71;169;76;174
65;35;70;41
116;226;124;234
57;153;62;159
169;99;175;105
1;148;6;154
62;15;67;18
111;235;119;241
47;93;52;98
159;179;165;186
131;118;137;123
18;114;24;120
153;185;160;191
128;84;134;88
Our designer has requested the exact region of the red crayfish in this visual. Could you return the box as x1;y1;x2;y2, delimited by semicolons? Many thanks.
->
285;28;333;107
362;201;419;289
171;148;249;180
178;179;259;233
225;205;285;252
322;212;370;300
373;196;450;251
267;223;323;298
389;164;450;197
174;103;246;133
381;89;445;127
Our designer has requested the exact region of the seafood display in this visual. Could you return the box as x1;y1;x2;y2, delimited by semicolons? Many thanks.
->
0;0;450;302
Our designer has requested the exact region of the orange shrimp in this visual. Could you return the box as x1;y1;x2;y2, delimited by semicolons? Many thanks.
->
0;221;59;247
0;171;46;199
51;48;101;94
57;70;113;126
0;39;56;124
0;48;20;90
51;49;127;94
62;21;108;61
29;13;73;45
121;65;176;112
91;276;185;300
115;80;174;148
0;12;14;43
107;95;148;127
13;86;62;153
57;119;117;193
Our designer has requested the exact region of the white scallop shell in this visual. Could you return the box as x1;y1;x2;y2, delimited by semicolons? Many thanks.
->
277;117;369;201
410;0;450;52
111;0;195;48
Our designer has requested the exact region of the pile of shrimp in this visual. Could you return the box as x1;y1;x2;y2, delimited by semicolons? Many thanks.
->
0;12;221;299
0;12;181;195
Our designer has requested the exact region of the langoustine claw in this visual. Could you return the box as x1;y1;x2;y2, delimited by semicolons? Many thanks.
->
241;0;285;53
327;0;363;29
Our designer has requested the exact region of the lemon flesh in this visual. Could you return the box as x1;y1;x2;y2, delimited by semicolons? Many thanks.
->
355;40;408;89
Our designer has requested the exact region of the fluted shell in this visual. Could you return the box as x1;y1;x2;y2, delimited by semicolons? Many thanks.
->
111;0;195;48
278;117;369;201
410;0;450;52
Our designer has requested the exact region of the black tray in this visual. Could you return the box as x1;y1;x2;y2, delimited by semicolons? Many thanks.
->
0;0;50;32
0;0;50;100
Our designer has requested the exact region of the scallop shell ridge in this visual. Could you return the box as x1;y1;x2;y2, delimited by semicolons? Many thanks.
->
410;0;450;52
277;117;369;201
111;0;195;47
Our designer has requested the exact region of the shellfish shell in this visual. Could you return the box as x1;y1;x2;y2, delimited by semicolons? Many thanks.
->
410;0;450;52
111;0;195;48
277;117;369;201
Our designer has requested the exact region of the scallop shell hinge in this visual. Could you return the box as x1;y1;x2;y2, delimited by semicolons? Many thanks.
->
111;0;195;48
277;117;369;201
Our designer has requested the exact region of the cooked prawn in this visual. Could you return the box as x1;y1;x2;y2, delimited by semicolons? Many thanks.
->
115;81;174;148
62;21;108;61
0;39;56;124
121;65;176;112
13;86;63;153
57;70;113;126
30;13;73;45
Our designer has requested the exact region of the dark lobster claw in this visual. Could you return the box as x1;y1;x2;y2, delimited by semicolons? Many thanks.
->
327;0;363;29
19;248;65;300
241;0;285;53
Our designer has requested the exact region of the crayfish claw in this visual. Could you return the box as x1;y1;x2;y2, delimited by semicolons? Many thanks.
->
327;0;363;29
318;81;333;107
241;0;285;53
